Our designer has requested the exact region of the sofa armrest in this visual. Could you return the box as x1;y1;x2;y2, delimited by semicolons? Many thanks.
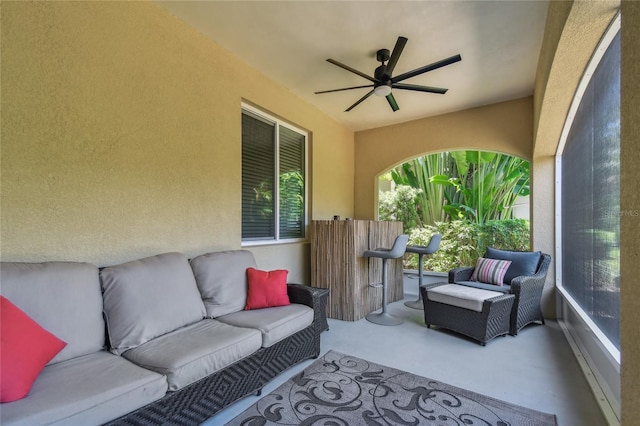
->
449;267;474;283
287;284;330;333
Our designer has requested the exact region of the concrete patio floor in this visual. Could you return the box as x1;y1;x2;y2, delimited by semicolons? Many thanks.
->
205;277;609;426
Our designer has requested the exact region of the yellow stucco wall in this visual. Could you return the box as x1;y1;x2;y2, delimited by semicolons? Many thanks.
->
0;1;354;282
353;96;533;220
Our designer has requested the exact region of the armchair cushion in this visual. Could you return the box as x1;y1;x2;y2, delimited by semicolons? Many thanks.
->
485;248;542;284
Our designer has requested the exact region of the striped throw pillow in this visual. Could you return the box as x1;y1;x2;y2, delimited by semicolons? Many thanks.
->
470;257;512;285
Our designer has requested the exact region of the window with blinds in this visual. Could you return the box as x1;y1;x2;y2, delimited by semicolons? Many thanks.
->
241;106;307;243
559;30;620;349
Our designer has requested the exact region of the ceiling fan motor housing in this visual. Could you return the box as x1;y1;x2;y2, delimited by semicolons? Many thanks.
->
374;64;390;83
376;48;390;63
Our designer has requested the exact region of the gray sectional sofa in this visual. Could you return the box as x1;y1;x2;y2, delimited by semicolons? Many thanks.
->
0;250;328;425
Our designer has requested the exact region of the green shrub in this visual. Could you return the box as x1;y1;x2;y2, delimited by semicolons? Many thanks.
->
378;185;422;234
477;219;530;252
405;219;530;272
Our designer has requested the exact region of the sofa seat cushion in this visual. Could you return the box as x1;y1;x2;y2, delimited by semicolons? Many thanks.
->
218;304;314;348
100;252;206;355
122;319;262;391
456;281;511;294
426;284;503;312
0;352;167;426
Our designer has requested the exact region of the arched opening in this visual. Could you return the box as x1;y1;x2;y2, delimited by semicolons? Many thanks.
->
378;150;530;272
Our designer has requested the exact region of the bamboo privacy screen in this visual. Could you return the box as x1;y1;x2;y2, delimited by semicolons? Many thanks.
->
310;220;404;321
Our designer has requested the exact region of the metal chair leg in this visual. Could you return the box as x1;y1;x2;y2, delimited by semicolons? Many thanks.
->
366;258;403;326
405;253;425;309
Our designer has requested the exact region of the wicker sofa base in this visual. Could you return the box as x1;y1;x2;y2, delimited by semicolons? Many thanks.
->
421;283;515;346
104;285;329;426
105;324;319;426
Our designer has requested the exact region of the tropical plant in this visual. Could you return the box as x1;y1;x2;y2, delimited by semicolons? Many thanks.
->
430;151;530;224
390;153;449;227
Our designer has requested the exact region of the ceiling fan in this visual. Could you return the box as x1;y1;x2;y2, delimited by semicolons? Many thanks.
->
315;36;461;112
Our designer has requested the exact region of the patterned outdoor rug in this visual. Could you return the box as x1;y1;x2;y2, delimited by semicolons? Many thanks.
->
227;350;557;426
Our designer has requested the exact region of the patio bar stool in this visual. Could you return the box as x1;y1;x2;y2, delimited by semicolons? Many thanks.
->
364;234;409;326
404;234;442;309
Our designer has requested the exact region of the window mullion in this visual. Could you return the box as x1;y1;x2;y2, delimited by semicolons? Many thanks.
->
274;123;280;242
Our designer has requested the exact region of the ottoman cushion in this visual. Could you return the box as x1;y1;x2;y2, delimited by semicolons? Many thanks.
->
427;284;502;312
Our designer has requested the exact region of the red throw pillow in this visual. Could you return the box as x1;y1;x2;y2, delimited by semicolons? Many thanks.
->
245;268;290;310
0;296;67;403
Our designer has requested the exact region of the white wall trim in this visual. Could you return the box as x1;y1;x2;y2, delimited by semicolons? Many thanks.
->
558;318;620;424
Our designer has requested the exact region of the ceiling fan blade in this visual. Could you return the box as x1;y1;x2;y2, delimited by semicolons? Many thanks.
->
392;54;462;83
392;83;448;94
345;89;375;112
327;59;377;83
386;93;399;112
315;84;374;94
385;36;407;77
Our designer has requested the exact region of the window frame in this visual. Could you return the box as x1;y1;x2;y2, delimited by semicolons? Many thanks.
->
241;103;309;246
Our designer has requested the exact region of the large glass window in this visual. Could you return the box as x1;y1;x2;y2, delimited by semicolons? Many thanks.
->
241;106;307;243
558;30;620;349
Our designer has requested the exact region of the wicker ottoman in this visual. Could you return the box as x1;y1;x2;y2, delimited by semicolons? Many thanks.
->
420;283;515;346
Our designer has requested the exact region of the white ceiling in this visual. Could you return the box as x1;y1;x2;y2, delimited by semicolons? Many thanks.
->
156;1;549;132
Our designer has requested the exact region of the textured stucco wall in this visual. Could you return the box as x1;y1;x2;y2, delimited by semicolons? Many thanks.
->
354;97;533;220
0;1;354;282
620;1;640;423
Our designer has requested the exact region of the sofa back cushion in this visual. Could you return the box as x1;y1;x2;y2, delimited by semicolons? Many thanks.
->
190;250;257;318
0;261;104;364
100;252;206;355
485;247;542;284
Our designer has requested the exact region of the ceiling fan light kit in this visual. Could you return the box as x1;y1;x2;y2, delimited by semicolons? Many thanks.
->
374;85;392;97
315;36;461;112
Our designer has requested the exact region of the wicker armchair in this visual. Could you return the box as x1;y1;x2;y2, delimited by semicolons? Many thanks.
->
449;251;551;336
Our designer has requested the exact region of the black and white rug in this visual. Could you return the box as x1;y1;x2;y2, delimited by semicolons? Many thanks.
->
228;350;557;426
